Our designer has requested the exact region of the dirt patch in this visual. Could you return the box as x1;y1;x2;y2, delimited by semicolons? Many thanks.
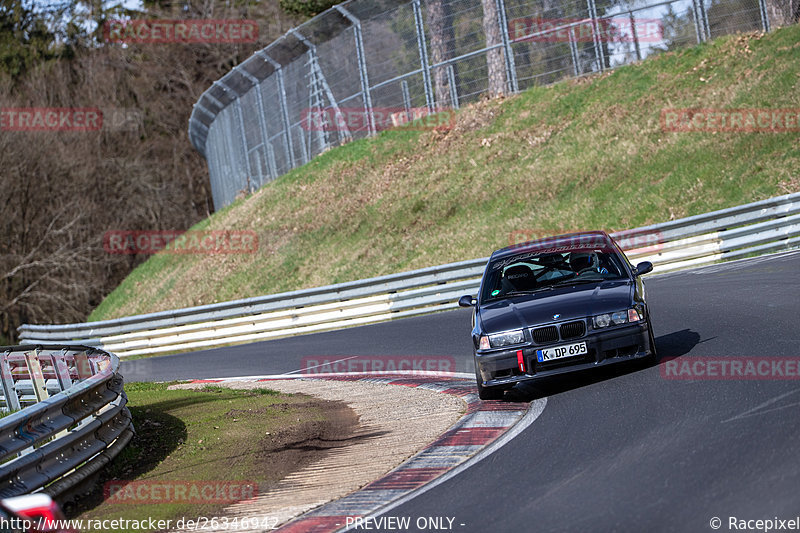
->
220;398;359;492
168;379;466;531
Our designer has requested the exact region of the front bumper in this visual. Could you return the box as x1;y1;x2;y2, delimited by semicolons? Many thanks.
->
475;321;653;388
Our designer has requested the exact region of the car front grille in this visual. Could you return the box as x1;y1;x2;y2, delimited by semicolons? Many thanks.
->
531;325;559;344
530;320;587;345
560;320;586;340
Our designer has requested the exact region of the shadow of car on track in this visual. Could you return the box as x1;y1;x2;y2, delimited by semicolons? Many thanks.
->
504;328;701;402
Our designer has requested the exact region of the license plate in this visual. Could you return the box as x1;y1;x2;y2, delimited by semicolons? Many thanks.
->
537;341;587;362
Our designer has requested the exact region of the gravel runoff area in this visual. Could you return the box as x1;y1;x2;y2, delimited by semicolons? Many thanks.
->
168;378;466;532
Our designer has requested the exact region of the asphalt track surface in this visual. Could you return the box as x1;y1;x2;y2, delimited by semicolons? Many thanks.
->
124;251;800;532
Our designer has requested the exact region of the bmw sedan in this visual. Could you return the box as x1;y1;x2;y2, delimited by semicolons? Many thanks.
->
459;231;657;400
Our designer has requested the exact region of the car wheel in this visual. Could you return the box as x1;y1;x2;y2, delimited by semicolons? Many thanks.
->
475;367;506;400
645;318;659;363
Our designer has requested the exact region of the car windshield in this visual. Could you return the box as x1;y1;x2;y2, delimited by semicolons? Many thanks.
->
480;248;628;302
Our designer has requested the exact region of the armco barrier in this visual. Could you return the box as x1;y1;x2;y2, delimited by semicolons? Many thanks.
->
18;192;800;356
0;346;132;498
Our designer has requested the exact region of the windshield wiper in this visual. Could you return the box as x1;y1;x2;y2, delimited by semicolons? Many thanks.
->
499;287;556;298
550;277;602;287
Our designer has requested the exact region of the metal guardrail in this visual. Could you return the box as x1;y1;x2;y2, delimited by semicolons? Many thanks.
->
18;192;800;356
0;346;132;498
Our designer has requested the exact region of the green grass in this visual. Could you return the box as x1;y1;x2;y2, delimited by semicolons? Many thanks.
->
90;27;800;321
74;382;330;532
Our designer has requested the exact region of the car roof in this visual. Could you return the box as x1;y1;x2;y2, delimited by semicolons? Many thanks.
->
490;231;614;261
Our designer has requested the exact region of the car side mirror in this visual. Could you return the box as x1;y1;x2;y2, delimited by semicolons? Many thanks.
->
458;295;476;307
634;261;653;276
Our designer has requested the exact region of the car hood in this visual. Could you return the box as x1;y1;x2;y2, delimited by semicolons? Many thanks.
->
478;280;633;333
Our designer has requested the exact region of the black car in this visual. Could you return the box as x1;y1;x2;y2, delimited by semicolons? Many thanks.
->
459;231;657;400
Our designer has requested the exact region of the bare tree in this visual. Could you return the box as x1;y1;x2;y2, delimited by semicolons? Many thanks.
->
765;0;800;26
482;0;507;97
425;0;457;109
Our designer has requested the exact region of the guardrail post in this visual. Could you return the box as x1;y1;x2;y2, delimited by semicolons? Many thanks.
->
52;349;73;392
335;6;375;135
24;351;48;403
412;0;435;112
74;352;94;380
496;0;519;94
0;352;20;412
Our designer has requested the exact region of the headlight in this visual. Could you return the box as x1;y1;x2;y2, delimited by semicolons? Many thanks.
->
479;336;490;350
593;314;611;328
611;311;627;325
594;308;643;328
488;329;525;348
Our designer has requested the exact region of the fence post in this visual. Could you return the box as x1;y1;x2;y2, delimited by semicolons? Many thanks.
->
259;52;295;169
240;70;274;182
691;0;704;42
757;0;771;31
335;6;375;135
447;65;459;109
693;0;710;41
569;25;581;76
266;142;278;179
412;0;435;112
290;29;353;142
401;80;412;121
205;91;238;203
629;11;642;61
587;0;605;71
495;0;519;94
233;97;253;193
297;124;309;164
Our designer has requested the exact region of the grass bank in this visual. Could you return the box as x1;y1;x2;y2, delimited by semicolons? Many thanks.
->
91;27;800;321
72;382;357;532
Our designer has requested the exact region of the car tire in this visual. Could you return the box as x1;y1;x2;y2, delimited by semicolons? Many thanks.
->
475;367;506;400
645;318;659;363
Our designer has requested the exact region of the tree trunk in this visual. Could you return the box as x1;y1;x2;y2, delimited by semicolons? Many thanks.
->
425;0;457;109
482;0;507;97
765;0;799;26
